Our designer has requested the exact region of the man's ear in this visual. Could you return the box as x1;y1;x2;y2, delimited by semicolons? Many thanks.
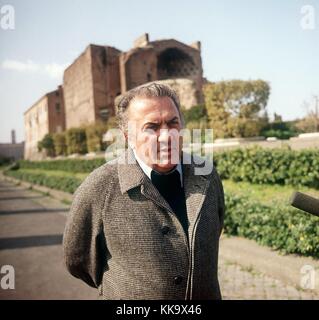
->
124;130;135;150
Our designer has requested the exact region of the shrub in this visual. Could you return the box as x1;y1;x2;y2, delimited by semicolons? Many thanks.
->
4;170;81;193
85;122;109;153
53;132;67;156
66;128;87;155
182;104;208;123
17;158;107;173
214;147;319;189
0;157;13;166
262;129;296;140
38;133;55;157
224;192;319;258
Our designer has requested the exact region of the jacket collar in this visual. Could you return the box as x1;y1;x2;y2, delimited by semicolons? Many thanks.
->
117;147;212;194
116;147;214;239
131;148;184;187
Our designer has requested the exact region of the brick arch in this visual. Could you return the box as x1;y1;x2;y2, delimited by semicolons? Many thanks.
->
157;48;198;80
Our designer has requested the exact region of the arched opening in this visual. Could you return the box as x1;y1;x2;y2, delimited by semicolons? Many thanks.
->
157;48;197;79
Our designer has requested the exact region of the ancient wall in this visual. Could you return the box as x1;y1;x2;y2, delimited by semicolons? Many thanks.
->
119;47;157;92
91;45;121;121
0;142;24;160
64;45;122;128
152;78;201;109
152;39;204;105
48;85;65;134
24;87;65;160
24;95;49;160
63;46;95;129
119;35;204;106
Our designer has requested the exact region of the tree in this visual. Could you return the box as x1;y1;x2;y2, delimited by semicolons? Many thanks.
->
261;117;298;140
37;134;55;157
204;80;270;138
85;121;109;153
273;112;283;123
53;132;67;156
296;96;319;133
66;128;87;155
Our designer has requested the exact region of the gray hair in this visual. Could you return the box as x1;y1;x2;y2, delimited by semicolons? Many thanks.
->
115;82;184;132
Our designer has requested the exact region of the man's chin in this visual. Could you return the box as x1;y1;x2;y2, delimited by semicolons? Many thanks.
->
153;162;177;173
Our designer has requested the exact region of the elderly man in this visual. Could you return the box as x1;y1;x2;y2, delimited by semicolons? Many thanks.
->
63;83;225;300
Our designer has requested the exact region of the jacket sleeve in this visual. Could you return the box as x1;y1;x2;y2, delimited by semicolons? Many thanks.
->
62;172;108;288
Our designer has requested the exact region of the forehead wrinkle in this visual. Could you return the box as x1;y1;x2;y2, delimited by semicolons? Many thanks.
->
128;96;179;121
143;115;179;125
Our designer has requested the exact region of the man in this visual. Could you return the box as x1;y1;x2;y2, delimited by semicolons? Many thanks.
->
63;83;225;300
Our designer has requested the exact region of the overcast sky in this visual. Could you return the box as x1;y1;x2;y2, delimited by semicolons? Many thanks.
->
0;0;318;143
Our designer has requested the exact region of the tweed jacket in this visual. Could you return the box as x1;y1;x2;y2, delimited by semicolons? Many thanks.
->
63;147;225;300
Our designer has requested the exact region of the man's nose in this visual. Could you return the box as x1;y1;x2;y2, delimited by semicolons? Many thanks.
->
158;128;171;143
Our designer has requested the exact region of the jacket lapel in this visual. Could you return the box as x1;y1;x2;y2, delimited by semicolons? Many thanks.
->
117;147;173;213
141;178;173;213
117;147;213;240
182;154;212;242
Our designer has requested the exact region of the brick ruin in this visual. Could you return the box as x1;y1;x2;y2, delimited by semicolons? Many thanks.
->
63;45;121;129
24;33;204;159
24;86;65;160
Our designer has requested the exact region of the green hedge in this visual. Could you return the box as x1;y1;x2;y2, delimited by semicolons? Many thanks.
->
5;166;319;258
5;170;82;193
16;147;319;189
224;192;319;258
17;158;107;173
214;147;319;189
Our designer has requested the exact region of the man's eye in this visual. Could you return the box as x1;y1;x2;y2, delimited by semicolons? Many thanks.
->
146;125;158;130
144;126;158;133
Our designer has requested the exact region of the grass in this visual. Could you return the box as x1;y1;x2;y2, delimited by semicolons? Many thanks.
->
61;198;72;205
0;164;11;171
16;168;88;181
222;179;319;206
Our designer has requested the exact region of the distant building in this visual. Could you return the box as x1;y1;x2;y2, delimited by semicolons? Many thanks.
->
0;130;24;161
24;33;204;159
63;33;204;129
24;86;65;160
119;34;204;107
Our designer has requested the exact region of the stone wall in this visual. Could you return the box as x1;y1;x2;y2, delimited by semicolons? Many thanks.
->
63;46;95;129
24;95;49;160
63;45;122;128
119;46;157;92
24;87;65;160
119;35;204;106
48;85;65;134
91;45;121;121
153;78;201;109
0;142;24;160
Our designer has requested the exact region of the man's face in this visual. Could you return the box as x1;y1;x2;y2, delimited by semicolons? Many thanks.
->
126;96;183;173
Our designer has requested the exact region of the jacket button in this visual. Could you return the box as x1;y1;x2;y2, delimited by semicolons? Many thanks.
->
173;276;183;285
161;226;170;235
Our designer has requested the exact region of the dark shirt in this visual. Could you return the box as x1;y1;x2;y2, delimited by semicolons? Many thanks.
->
151;168;189;238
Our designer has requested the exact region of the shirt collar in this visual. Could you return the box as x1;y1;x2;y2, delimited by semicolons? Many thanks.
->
132;149;183;187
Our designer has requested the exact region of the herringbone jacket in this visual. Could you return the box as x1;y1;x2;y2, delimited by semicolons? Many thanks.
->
63;147;225;300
